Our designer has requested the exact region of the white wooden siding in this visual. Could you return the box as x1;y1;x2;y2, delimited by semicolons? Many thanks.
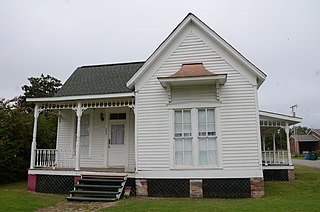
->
136;28;260;173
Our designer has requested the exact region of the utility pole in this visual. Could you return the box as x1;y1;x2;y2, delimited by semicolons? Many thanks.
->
290;104;298;154
290;104;298;117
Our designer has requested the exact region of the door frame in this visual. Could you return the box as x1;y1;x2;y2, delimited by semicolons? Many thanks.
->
105;109;129;168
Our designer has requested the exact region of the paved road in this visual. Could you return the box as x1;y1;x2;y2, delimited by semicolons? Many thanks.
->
292;159;320;169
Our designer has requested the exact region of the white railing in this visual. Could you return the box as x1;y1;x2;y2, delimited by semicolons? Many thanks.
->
262;150;289;165
35;149;75;169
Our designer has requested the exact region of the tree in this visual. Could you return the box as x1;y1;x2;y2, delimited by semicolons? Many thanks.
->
0;74;62;183
19;74;62;107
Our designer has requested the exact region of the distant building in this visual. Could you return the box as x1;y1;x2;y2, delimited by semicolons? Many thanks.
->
290;129;320;154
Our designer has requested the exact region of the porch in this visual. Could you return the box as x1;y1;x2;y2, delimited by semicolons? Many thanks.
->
28;95;136;173
259;110;302;167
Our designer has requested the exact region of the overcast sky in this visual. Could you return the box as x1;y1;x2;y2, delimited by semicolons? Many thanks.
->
1;0;319;128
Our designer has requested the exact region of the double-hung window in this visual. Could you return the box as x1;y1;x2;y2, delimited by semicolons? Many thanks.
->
173;108;218;167
198;109;217;166
74;114;90;157
174;110;192;166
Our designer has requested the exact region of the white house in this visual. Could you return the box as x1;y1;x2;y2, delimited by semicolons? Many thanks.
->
27;13;301;200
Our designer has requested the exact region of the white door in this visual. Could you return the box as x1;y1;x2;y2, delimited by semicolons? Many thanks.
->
107;121;127;167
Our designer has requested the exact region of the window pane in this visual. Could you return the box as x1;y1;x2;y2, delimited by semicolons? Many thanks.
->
175;139;183;151
111;124;124;144
175;111;182;137
175;138;184;165
208;137;216;150
199;151;207;165
199;138;207;151
198;110;206;136
208;150;216;166
184;138;192;151
207;109;215;135
175;152;183;165
175;111;182;124
81;115;90;135
183;110;191;136
184;151;192;165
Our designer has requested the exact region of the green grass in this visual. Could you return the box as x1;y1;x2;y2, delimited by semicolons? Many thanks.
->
101;166;320;212
0;181;65;211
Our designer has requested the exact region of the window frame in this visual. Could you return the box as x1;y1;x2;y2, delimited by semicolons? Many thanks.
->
173;109;193;166
171;107;221;169
73;112;92;158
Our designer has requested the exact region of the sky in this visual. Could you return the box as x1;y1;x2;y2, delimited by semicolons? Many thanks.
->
0;0;319;128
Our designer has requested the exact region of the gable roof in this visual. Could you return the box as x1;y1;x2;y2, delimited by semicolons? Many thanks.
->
55;62;144;97
127;13;267;90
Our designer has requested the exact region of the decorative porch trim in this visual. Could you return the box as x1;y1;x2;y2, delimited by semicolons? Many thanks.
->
37;98;135;111
27;92;135;102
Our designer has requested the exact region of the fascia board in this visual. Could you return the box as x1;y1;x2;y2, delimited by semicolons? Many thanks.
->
27;92;135;102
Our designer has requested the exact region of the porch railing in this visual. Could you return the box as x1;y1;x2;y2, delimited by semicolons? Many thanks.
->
262;150;289;165
35;149;75;169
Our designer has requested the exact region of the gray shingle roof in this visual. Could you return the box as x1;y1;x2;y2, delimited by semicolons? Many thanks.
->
55;62;144;97
296;135;319;142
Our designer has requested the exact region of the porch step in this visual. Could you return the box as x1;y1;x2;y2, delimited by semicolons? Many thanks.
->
74;184;122;189
66;196;117;202
70;190;121;195
79;178;125;183
67;174;127;202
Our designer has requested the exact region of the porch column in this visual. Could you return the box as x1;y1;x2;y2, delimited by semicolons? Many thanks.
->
285;122;292;165
30;104;39;169
262;135;266;151
75;102;82;171
273;131;276;162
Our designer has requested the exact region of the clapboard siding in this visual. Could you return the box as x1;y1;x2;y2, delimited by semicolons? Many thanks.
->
136;29;260;171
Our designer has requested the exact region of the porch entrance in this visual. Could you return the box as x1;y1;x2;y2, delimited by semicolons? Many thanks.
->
107;118;128;167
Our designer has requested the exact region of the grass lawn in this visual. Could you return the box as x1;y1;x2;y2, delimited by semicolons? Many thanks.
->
101;166;320;211
0;181;65;211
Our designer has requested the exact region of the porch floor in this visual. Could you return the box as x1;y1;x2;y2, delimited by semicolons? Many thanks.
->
33;167;125;173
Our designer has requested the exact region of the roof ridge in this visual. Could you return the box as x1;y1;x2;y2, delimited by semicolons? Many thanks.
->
80;61;145;68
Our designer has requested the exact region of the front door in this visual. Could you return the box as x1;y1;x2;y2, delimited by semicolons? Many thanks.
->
107;120;127;167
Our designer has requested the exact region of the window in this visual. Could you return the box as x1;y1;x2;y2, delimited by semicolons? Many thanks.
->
173;108;218;167
74;114;90;157
198;109;217;166
110;124;125;145
174;110;192;165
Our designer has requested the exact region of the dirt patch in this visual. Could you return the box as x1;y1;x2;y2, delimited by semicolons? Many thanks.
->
36;200;118;212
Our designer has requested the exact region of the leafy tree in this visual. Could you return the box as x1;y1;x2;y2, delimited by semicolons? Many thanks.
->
295;126;311;135
18;74;62;107
0;74;62;184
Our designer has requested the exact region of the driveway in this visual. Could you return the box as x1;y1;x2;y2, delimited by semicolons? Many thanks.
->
292;159;320;169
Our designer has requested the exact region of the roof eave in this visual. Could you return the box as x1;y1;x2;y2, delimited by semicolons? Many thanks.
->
27;92;135;102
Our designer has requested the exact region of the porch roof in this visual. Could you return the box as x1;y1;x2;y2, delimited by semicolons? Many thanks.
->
259;110;302;127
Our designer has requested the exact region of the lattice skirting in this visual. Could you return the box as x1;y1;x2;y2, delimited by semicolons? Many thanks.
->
36;175;75;194
148;179;190;197
140;178;254;198
263;169;289;181
203;179;251;198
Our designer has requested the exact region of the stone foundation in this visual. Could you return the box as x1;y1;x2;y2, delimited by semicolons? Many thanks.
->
288;169;295;181
190;179;203;198
136;179;148;196
250;177;264;198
